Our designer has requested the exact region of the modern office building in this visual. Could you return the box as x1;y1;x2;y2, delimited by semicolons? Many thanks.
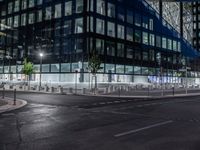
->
0;0;199;84
193;2;200;51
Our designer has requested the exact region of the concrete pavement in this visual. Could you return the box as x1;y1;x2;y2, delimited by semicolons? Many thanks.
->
0;97;27;114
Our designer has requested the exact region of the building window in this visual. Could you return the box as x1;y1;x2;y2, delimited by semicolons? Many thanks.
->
143;51;148;61
29;0;35;8
37;10;42;22
65;1;72;16
142;32;148;45
135;50;141;60
149;19;154;30
61;63;71;72
116;65;124;73
149;49;155;61
108;3;115;18
75;38;83;53
75;18;83;33
118;7;125;21
135;30;141;43
55;4;62;18
22;0;27;10
117;43;124;57
55;22;61;36
1;6;6;16
105;64;115;73
178;42;181;52
96;18;104;35
7;17;13;27
135;13;141;27
125;65;133;74
45;7;52;20
51;64;60;72
63;20;72;36
107;22;115;37
167;39;172;50
14;0;20;12
127;46;133;59
87;0;94;12
1;19;6;30
14;15;19;27
117;25;124;39
76;0;83;13
162;37;167;49
106;41;115;56
63;38;72;54
173;40;177;51
149;34;155;46
127;10;133;24
8;2;13;14
28;13;34;24
37;0;43;5
96;38;104;55
21;13;26;26
126;27;133;41
142;16;148;29
156;35;161;48
96;0;105;15
87;17;93;32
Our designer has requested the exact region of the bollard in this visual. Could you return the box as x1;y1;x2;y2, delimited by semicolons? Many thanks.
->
148;85;150;96
50;87;54;93
172;87;175;96
2;86;5;99
82;88;86;94
118;87;121;97
13;89;16;105
104;87;108;94
44;86;48;92
69;88;73;93
58;86;63;94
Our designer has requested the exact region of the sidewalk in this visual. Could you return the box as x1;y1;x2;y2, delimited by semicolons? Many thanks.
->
79;92;200;99
0;97;27;114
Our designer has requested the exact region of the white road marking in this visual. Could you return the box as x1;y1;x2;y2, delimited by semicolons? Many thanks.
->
114;120;173;137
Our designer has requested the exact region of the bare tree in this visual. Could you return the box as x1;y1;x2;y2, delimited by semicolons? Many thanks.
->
88;52;102;93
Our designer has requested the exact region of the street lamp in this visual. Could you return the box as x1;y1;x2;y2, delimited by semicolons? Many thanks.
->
75;70;78;95
39;53;43;90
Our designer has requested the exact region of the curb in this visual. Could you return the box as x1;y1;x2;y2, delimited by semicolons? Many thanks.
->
0;97;27;114
78;93;200;100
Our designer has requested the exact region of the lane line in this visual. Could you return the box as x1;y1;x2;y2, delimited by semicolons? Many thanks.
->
114;120;173;137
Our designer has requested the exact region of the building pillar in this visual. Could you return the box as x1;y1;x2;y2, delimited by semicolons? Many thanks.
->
159;0;162;18
180;2;183;37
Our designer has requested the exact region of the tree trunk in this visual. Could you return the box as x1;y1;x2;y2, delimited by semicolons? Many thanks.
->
28;75;31;90
92;74;97;94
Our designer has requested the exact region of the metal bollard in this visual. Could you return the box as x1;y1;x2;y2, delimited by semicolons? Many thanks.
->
148;85;150;96
13;89;16;105
172;87;175;96
118;87;121;97
2;86;5;99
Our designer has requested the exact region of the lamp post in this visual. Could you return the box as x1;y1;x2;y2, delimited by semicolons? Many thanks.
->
39;53;43;91
75;70;78;95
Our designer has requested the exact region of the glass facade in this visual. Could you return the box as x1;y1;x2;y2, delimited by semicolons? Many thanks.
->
0;0;199;83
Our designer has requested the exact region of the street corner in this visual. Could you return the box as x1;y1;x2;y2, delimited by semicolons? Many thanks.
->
0;97;27;114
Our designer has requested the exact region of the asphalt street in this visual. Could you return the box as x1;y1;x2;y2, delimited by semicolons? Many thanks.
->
1;91;200;150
